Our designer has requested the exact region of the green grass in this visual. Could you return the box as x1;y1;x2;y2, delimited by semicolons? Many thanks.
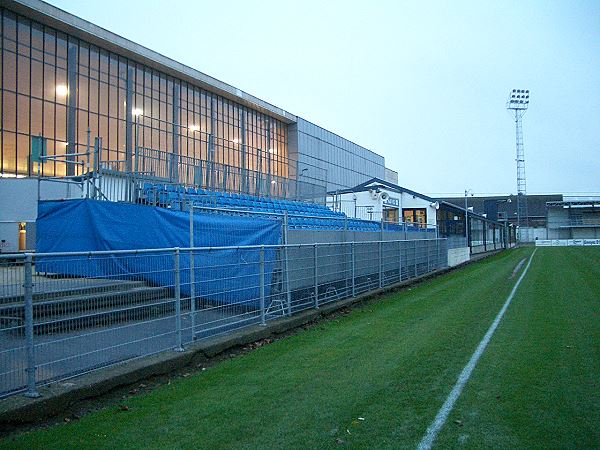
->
434;247;600;449
1;247;598;449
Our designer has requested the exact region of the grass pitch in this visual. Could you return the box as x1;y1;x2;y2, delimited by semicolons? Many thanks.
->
1;247;598;449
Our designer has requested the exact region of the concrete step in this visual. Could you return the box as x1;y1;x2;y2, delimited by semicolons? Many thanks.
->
0;286;172;319
32;296;179;335
0;280;148;305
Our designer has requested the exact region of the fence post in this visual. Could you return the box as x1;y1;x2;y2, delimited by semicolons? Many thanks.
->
85;127;91;199
283;212;292;316
427;239;430;272
189;205;196;339
259;246;266;326
351;242;356;297
97;137;103;199
378;240;383;288
398;240;402;282
414;240;418;277
24;254;40;398
174;248;183;351
313;243;319;308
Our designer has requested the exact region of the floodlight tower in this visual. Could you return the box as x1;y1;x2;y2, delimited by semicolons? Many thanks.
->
506;89;530;240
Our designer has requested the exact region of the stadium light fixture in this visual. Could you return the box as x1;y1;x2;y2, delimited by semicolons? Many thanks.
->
189;125;200;132
56;84;68;96
506;89;530;110
132;108;143;117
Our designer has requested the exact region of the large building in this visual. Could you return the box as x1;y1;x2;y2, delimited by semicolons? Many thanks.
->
439;193;563;241
0;0;396;250
546;199;600;240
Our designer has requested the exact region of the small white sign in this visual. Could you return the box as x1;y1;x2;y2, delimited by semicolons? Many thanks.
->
535;239;600;247
383;197;399;207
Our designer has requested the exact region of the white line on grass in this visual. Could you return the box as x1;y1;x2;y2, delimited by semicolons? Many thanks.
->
416;249;537;450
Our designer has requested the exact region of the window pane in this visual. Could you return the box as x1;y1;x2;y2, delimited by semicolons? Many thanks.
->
43;63;55;101
3;131;17;174
31;59;43;98
55;104;67;141
31;98;42;136
3;50;16;91
3;12;17;42
17;55;30;95
17;94;30;134
3;91;16;131
43;101;54;139
17;133;29;175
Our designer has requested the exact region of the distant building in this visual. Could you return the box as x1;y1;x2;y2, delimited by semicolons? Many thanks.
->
439;194;563;229
327;178;439;228
328;179;512;266
546;200;600;240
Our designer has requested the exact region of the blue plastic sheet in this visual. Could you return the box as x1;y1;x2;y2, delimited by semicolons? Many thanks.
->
36;199;282;306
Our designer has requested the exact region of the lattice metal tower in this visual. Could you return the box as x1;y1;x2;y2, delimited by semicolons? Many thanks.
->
507;89;530;237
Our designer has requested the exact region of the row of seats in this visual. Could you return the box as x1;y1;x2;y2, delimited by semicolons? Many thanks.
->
140;182;431;233
288;217;382;231
287;219;432;232
141;183;344;217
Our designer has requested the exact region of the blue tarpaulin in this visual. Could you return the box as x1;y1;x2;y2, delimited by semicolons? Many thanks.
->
36;199;282;306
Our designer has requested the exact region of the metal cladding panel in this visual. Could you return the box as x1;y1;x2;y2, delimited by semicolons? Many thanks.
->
295;118;386;192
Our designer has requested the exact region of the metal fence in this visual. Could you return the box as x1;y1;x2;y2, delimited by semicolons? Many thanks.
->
47;133;330;204
0;238;447;398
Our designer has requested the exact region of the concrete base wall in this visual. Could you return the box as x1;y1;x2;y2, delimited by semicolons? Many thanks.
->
0;178;83;252
518;227;547;242
447;247;470;267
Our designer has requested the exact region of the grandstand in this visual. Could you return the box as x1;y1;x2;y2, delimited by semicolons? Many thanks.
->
137;182;435;234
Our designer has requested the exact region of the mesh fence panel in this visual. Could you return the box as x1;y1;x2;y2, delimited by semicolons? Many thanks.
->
0;238;449;398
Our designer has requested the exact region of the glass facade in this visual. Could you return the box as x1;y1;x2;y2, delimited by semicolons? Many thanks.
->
436;209;465;238
0;8;288;195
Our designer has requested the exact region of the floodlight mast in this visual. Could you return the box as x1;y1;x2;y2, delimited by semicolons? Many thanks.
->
506;89;530;241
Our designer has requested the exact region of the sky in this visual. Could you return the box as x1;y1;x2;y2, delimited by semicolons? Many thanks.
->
50;0;600;197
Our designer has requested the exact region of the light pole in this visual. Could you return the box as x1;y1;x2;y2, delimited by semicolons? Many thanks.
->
494;197;512;247
507;89;530;242
464;189;472;251
296;168;308;201
132;109;143;202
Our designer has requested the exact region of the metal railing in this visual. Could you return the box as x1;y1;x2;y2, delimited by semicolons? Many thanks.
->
0;238;447;398
38;133;330;204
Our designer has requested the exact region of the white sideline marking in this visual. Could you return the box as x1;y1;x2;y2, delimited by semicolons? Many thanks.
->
416;249;537;450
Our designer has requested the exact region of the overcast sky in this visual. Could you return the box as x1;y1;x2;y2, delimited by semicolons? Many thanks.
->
51;0;600;197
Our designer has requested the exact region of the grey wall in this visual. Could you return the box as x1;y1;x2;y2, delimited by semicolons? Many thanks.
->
385;168;399;184
289;118;386;192
0;178;83;252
